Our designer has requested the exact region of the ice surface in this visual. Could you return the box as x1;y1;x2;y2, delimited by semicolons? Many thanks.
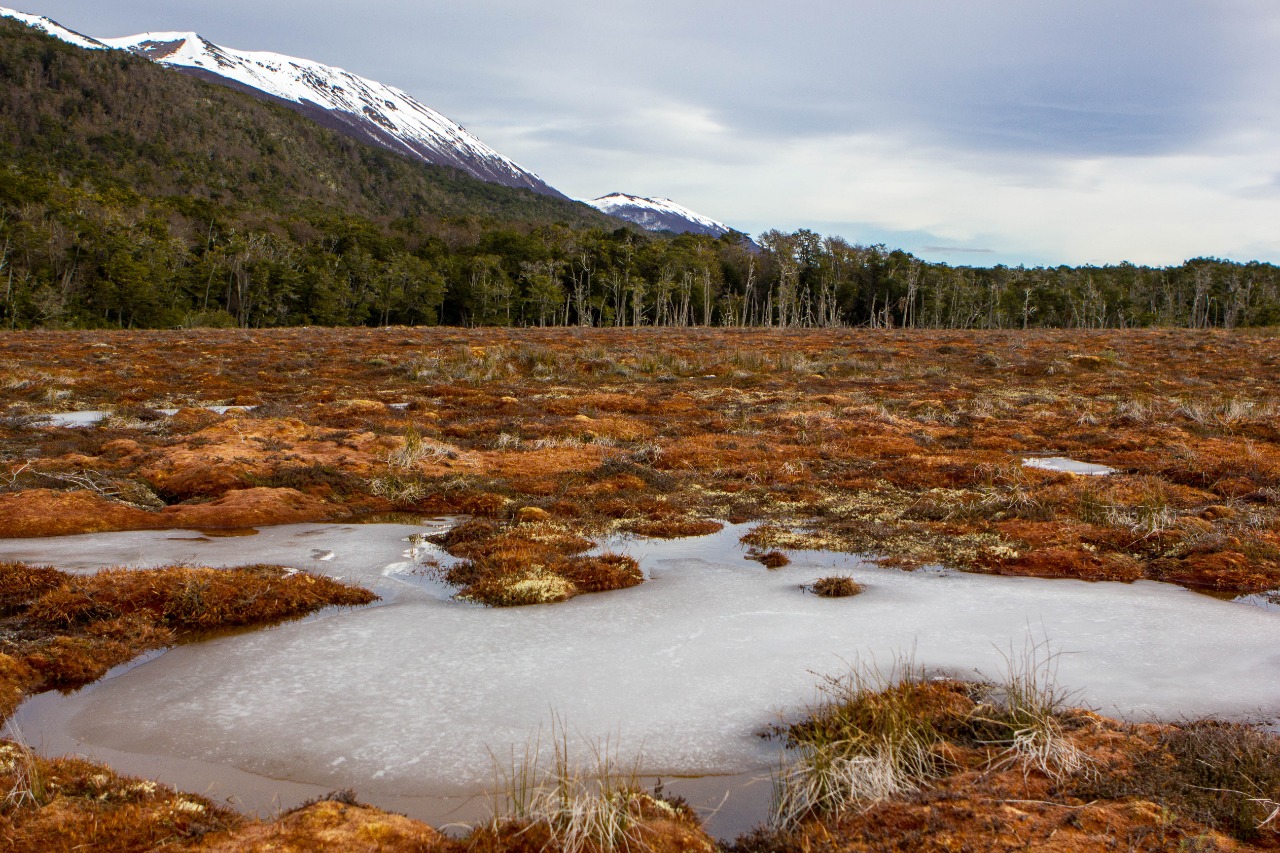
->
5;523;1278;804
1023;456;1115;476
37;405;255;428
40;410;111;427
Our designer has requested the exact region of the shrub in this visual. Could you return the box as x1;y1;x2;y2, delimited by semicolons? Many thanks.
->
749;551;791;569
807;576;863;597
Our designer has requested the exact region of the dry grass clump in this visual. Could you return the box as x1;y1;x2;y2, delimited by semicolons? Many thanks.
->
485;723;713;853
747;550;791;569
807;576;863;597
771;645;1090;832
0;562;376;722
432;521;643;606
771;661;955;830
1079;720;1280;844
622;519;723;539
0;744;241;851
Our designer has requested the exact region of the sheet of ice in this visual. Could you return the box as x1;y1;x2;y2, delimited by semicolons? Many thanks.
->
1023;456;1115;476
0;521;454;598
40;410;111;427
36;405;256;428
5;523;1278;806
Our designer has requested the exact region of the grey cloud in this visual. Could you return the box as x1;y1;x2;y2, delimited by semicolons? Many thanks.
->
21;0;1265;161
14;0;1280;264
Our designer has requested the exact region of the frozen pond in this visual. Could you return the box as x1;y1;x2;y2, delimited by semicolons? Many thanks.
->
1023;456;1115;476
36;405;255;428
3;522;1279;835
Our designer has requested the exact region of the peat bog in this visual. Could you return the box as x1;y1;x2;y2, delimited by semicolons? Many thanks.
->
0;326;1278;851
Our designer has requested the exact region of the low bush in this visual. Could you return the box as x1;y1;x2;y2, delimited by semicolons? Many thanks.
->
807;576;863;597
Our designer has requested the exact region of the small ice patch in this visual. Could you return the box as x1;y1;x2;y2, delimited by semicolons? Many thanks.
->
41;410;110;427
1023;456;1115;476
38;405;256;428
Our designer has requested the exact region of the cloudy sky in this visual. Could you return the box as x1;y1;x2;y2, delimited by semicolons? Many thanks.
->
13;1;1280;266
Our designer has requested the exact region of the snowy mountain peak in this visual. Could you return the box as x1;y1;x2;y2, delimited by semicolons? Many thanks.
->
586;193;735;238
0;8;564;198
0;6;108;50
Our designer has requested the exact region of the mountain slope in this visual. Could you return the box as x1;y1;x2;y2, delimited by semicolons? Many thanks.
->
0;6;563;198
0;13;613;229
0;7;107;50
102;31;565;199
585;193;737;238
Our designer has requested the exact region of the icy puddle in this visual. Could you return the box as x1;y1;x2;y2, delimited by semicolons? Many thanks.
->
36;405;255;428
4;522;1280;835
1023;455;1115;476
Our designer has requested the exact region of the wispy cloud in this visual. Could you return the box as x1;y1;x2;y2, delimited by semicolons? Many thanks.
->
19;0;1280;265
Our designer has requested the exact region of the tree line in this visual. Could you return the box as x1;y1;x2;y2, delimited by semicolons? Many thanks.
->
1;17;1277;332
1;173;1277;331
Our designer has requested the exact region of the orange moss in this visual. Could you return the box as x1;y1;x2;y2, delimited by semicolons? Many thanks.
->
196;797;445;852
0;562;376;722
624;519;724;539
3;326;1279;596
0;489;160;537
0;750;242;853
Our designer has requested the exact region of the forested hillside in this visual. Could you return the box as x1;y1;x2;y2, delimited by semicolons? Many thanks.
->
0;16;1277;330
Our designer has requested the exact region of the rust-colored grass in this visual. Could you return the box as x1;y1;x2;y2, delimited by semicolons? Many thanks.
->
808;576;863;597
431;521;642;606
0;561;375;722
739;676;1280;853
3;326;1277;593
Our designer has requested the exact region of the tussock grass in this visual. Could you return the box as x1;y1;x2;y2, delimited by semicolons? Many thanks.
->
806;576;863;597
771;656;945;829
432;520;642;606
489;720;661;853
772;640;1092;830
972;636;1090;783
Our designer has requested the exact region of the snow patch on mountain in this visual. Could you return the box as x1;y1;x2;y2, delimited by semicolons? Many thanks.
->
587;193;734;238
0;7;562;197
97;31;559;195
0;6;108;50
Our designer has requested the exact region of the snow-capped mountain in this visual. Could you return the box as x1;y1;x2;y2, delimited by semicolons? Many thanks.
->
0;7;107;50
0;7;564;198
586;193;735;238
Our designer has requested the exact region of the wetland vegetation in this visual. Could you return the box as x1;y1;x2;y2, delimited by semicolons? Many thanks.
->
0;326;1277;850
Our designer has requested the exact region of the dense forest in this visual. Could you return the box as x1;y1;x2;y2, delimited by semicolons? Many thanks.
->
1;17;1277;331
